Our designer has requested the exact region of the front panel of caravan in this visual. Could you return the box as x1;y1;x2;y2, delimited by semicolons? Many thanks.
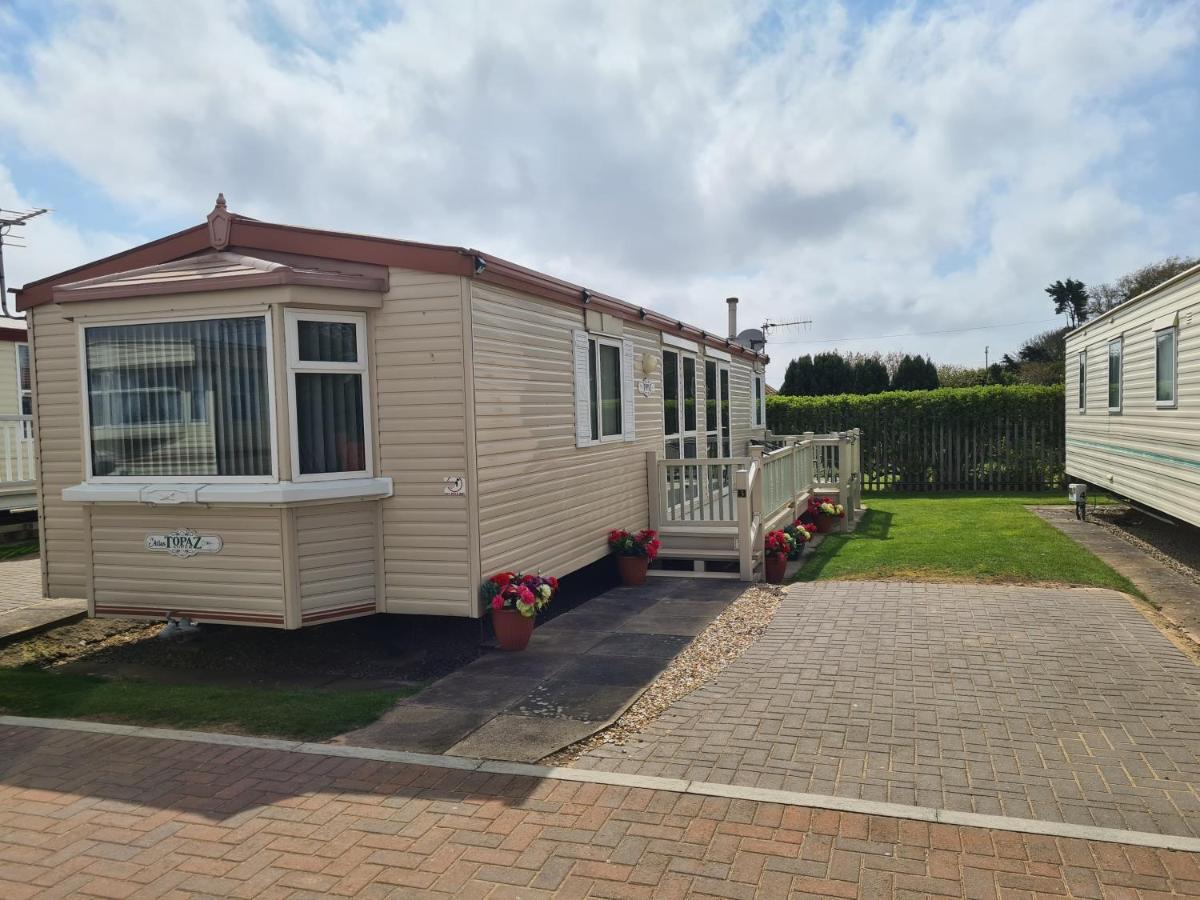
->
32;283;389;626
1064;271;1200;526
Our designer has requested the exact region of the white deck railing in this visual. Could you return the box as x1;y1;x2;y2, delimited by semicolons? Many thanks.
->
0;415;36;488
647;429;862;581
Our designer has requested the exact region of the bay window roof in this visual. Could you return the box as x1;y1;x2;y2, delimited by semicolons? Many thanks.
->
52;252;387;302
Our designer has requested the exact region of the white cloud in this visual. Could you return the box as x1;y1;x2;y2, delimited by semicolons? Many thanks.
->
0;0;1196;381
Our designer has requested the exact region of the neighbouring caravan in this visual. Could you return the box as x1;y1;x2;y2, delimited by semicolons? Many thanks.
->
0;320;36;515
15;197;794;627
1064;262;1200;527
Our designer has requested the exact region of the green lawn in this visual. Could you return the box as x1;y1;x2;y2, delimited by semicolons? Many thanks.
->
0;668;412;741
796;493;1139;594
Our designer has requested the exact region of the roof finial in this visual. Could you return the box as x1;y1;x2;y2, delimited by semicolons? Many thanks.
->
215;193;227;210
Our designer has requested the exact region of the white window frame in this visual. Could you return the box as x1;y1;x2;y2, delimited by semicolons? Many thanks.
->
285;308;373;482
587;335;626;444
703;359;730;459
1077;350;1086;412
1107;337;1122;413
15;342;32;440
663;347;699;458
1155;326;1177;409
77;311;278;484
753;374;765;427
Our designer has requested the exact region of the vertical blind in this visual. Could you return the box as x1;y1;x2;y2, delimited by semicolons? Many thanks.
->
85;317;271;477
291;316;367;475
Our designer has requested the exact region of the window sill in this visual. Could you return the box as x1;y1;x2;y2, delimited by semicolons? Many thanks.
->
63;477;394;506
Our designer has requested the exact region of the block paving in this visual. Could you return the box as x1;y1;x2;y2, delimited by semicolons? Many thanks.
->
579;581;1200;838
2;725;1199;898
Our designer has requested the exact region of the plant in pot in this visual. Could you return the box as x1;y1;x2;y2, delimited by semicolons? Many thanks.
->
481;571;558;651
608;528;661;585
807;495;845;533
784;520;815;560
763;529;795;583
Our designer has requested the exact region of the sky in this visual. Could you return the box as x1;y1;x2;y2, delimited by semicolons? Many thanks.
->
1;0;1197;386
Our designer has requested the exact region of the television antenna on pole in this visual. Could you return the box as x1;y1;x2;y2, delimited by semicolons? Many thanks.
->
761;317;813;336
0;207;49;319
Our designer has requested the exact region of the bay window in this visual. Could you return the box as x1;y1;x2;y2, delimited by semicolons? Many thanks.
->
83;316;273;479
286;310;371;479
81;309;376;485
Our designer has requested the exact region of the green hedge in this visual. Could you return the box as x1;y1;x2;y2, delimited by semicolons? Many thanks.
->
768;385;1065;492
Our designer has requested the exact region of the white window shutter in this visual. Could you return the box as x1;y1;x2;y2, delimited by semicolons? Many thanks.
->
572;330;592;447
622;338;636;441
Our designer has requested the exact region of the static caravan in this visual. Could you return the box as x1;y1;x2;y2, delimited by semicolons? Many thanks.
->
1064;263;1200;527
15;197;777;628
0;320;36;514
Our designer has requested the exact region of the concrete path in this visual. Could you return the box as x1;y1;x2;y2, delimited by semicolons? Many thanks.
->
579;581;1200;839
340;579;744;762
2;722;1198;898
0;556;86;643
1034;505;1200;646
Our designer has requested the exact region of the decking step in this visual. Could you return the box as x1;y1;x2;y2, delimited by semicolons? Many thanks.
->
656;547;740;560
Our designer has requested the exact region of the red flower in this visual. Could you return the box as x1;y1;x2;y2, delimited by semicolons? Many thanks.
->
547;576;559;591
490;571;515;587
491;596;503;610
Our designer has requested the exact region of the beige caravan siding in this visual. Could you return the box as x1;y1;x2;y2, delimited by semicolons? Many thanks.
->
89;505;286;625
471;283;663;587
294;501;378;624
1065;270;1200;526
375;268;475;617
0;340;18;414
728;358;767;453
29;305;87;599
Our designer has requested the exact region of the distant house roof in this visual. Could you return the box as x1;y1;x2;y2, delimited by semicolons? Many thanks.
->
0;319;27;343
53;252;387;302
16;196;767;364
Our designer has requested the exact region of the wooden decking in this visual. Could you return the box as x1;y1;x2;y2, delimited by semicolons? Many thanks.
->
647;430;862;580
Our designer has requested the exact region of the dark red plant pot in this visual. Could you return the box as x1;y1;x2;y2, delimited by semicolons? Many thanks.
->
492;607;535;651
764;553;788;584
616;554;649;585
815;514;838;534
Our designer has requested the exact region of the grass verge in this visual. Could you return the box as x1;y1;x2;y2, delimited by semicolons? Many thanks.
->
796;493;1139;595
0;668;412;741
0;541;38;561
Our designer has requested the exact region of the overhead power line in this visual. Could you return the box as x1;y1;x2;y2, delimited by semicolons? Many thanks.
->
769;316;1061;346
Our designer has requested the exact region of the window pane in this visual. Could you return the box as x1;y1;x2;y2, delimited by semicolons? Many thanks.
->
683;357;696;432
665;438;681;459
1156;331;1175;403
683;436;697;458
755;377;763;425
720;368;731;436
296;373;366;474
1108;342;1121;408
588;340;599;441
704;361;717;435
85;317;271;477
1078;352;1086;410
17;344;30;391
706;435;718;459
663;351;678;436
297;320;358;363
599;343;622;436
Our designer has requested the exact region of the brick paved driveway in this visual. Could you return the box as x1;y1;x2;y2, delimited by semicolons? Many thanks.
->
0;557;43;614
2;725;1199;898
580;582;1200;838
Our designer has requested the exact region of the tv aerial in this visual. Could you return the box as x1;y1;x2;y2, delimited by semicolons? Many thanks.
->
0;207;49;319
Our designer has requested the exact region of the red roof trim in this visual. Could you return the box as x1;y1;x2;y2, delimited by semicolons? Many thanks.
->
53;268;387;303
16;213;766;362
0;326;28;343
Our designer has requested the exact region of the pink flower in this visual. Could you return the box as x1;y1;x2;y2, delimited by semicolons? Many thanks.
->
491;596;503;610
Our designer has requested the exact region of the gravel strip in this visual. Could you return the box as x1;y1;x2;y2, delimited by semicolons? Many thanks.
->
1090;508;1200;590
542;582;788;765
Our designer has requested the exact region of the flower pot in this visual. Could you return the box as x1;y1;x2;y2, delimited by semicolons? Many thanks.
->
764;553;788;584
815;514;838;534
492;607;535;651
616;554;649;586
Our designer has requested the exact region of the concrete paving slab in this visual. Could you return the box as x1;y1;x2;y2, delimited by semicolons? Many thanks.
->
553;652;669;686
337;704;494;753
619;612;716;635
445;714;599;762
508;680;635;721
409;672;542;712
588;631;692;658
0;597;87;645
463;648;575;678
